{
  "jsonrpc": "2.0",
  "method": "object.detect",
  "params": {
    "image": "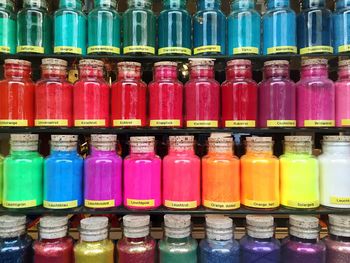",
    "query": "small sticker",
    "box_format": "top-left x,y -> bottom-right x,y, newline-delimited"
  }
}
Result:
300,46 -> 333,54
17,45 -> 44,54
0,120 -> 28,127
85,199 -> 115,208
233,47 -> 259,55
158,47 -> 191,55
330,196 -> 350,205
339,45 -> 350,53
244,199 -> 279,209
204,200 -> 240,210
75,119 -> 106,127
44,200 -> 78,209
124,45 -> 155,54
267,120 -> 296,127
304,120 -> 335,127
194,45 -> 221,55
3,200 -> 37,208
127,199 -> 155,207
187,120 -> 218,128
35,119 -> 68,127
113,119 -> 142,127
164,200 -> 198,209
267,46 -> 297,54
54,46 -> 82,55
0,46 -> 10,53
150,120 -> 181,127
286,200 -> 319,209
88,46 -> 120,54
341,119 -> 350,126
225,120 -> 256,128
